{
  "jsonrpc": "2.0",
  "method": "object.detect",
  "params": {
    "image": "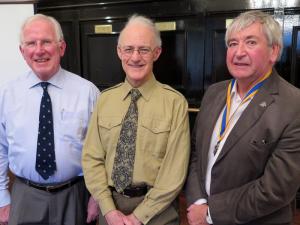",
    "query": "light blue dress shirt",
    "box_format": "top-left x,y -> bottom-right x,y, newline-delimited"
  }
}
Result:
0,67 -> 100,207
